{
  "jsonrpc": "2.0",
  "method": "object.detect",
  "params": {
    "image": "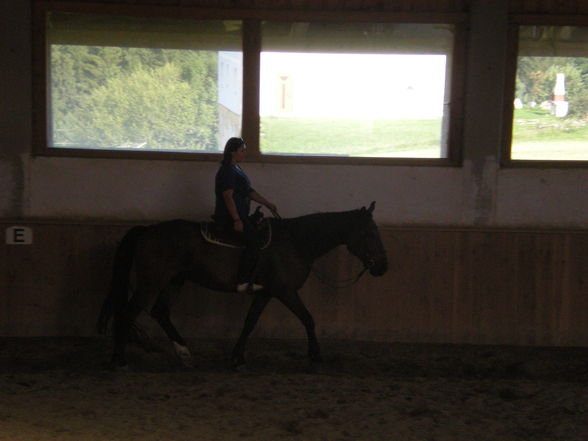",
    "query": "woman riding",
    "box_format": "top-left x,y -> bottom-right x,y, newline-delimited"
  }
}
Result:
215,137 -> 278,293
